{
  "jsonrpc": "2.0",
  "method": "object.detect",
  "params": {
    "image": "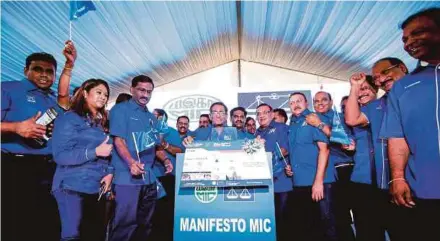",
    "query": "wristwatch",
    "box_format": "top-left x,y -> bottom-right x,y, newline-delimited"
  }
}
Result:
317,122 -> 326,130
